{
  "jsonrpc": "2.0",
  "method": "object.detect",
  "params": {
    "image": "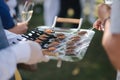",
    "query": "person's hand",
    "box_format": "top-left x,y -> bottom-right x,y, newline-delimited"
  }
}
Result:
26,41 -> 49,65
9,22 -> 28,34
93,19 -> 103,31
16,22 -> 28,34
11,41 -> 49,65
